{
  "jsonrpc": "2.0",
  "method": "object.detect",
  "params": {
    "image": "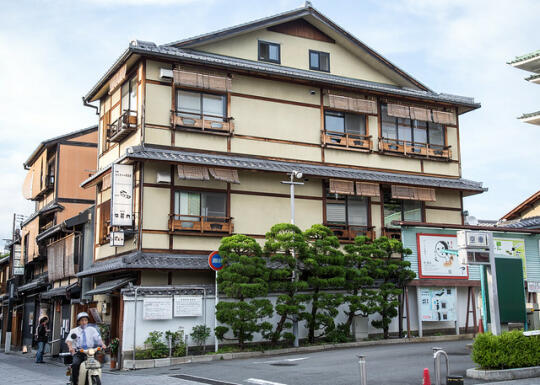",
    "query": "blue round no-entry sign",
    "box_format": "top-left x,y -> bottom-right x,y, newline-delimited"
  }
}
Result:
208,251 -> 223,271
